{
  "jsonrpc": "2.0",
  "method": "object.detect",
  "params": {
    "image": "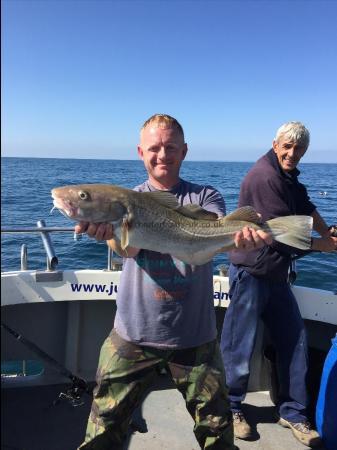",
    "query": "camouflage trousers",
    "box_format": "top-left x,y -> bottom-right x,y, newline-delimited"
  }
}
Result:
79,329 -> 234,450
